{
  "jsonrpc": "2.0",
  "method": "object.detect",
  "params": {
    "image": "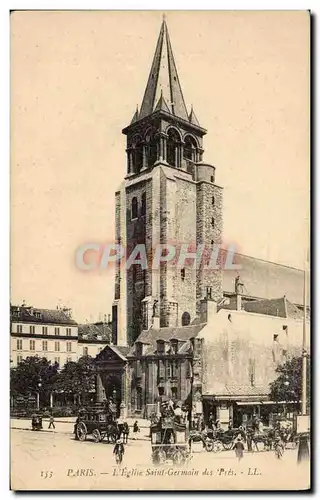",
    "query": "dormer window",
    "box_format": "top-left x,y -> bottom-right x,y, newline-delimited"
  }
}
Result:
136,342 -> 143,357
157,340 -> 165,354
170,339 -> 178,354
